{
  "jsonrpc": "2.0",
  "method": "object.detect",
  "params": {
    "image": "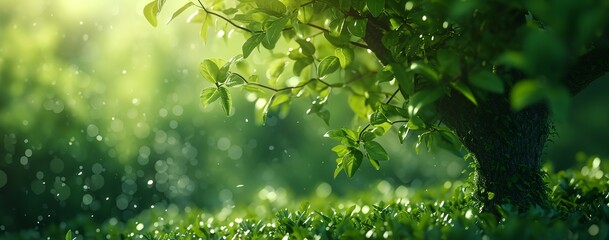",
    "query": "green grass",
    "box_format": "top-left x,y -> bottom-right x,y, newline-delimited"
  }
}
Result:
11,156 -> 609,239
